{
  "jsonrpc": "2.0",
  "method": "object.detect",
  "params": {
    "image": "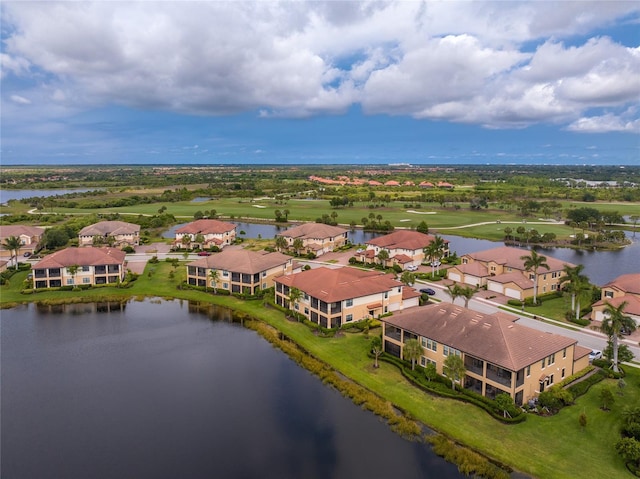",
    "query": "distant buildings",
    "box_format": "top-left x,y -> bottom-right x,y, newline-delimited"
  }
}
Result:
78,221 -> 140,247
32,247 -> 126,289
